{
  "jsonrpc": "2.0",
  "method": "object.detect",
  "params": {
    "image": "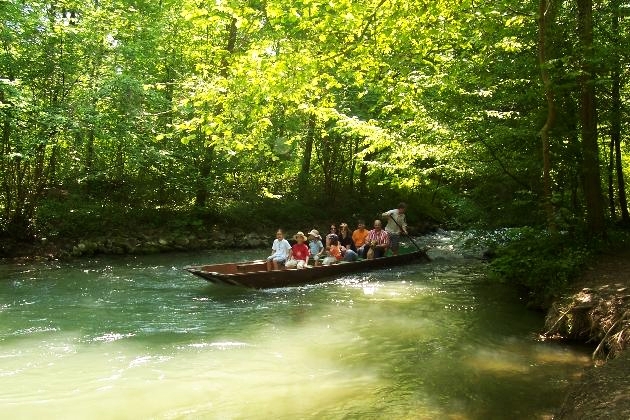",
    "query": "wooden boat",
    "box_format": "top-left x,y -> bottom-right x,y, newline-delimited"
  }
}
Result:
184,250 -> 430,289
